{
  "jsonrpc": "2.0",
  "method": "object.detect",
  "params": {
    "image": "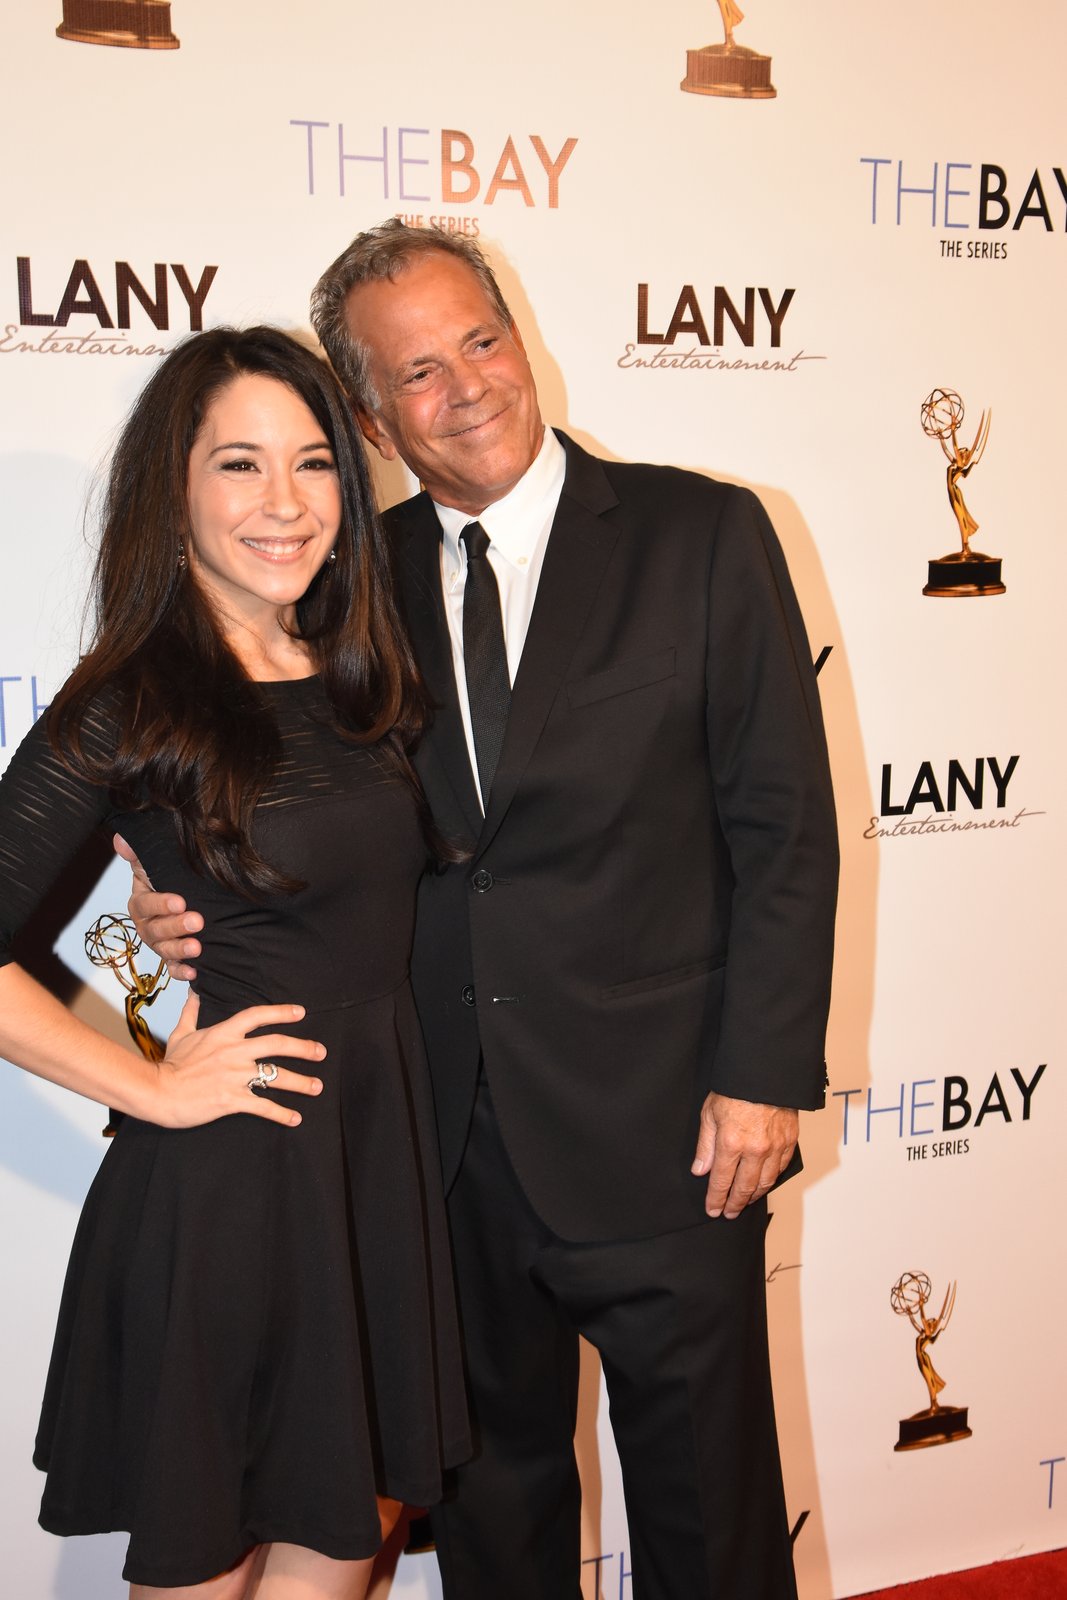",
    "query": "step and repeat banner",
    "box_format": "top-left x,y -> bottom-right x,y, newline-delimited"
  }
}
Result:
1,4 -> 1063,1596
